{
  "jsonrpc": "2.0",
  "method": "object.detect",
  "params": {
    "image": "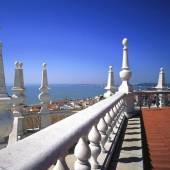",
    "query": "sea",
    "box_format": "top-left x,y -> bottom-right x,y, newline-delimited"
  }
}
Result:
6,83 -> 157,105
7,84 -> 105,105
